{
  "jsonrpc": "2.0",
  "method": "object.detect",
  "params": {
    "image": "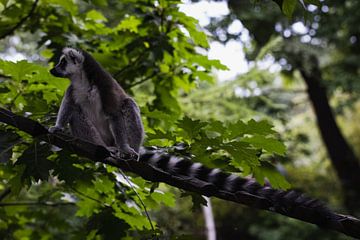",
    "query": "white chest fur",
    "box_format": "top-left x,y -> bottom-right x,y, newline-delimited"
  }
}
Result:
72,82 -> 112,144
73,86 -> 102,119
